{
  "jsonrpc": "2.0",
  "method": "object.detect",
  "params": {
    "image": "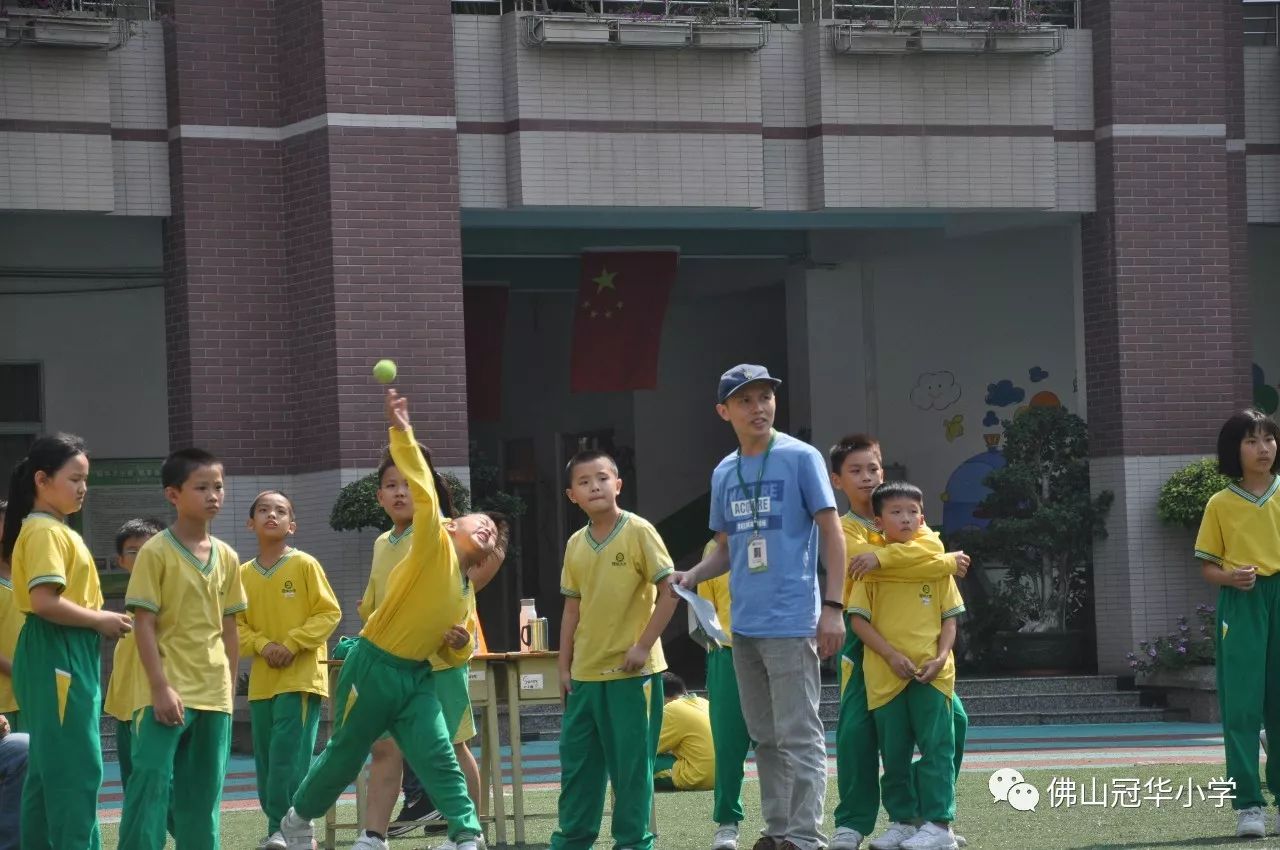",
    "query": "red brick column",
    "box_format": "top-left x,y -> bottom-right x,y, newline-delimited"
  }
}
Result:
1082,0 -> 1251,671
164,0 -> 467,473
